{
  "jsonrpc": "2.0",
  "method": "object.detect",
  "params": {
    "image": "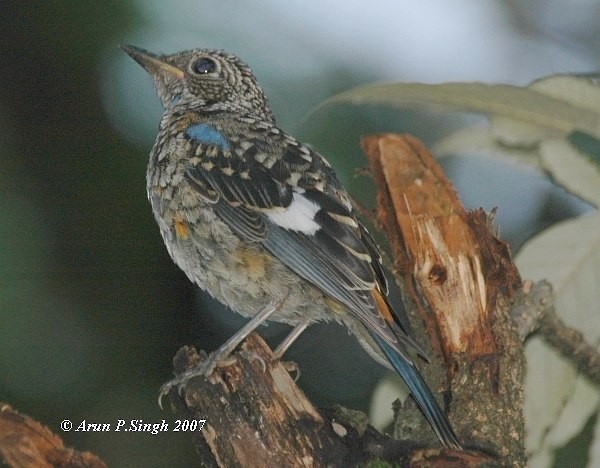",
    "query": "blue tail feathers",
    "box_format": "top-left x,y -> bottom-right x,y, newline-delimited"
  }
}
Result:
371,332 -> 462,450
